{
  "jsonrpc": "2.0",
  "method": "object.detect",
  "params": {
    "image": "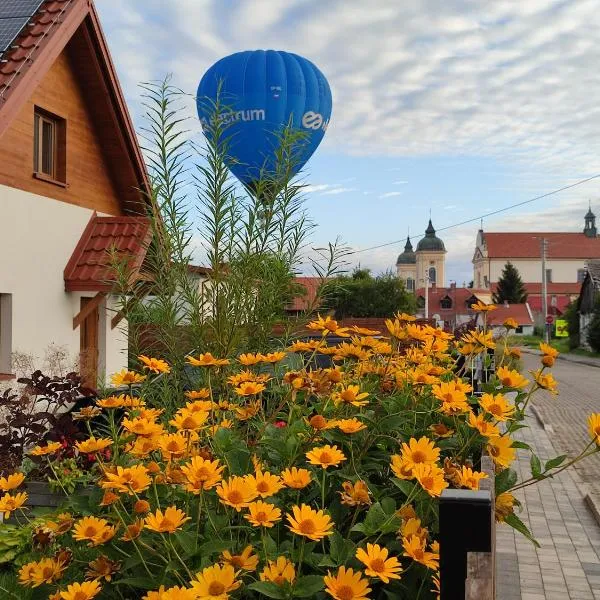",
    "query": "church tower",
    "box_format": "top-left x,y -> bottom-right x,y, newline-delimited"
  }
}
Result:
584,206 -> 597,238
416,220 -> 446,287
396,236 -> 417,291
